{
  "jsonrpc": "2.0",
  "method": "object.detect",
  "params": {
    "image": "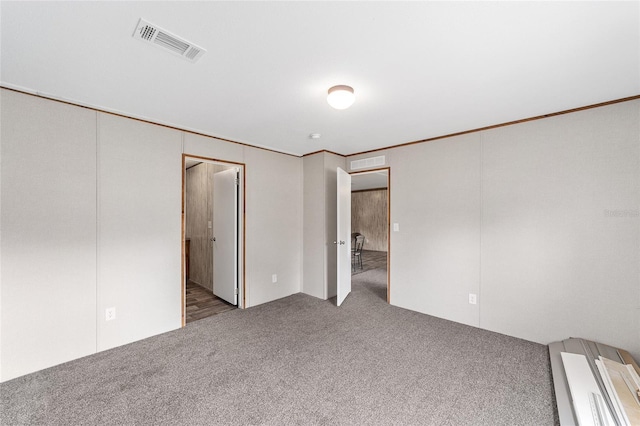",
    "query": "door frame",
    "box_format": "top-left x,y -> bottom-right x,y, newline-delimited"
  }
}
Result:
349,167 -> 391,303
181,154 -> 246,326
